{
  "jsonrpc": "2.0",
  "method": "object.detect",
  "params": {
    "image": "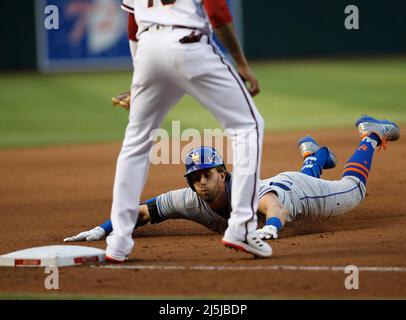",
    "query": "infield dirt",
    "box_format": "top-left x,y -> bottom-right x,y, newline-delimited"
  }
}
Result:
0,129 -> 405,298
